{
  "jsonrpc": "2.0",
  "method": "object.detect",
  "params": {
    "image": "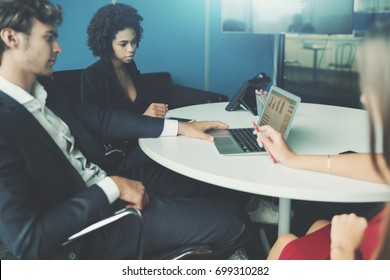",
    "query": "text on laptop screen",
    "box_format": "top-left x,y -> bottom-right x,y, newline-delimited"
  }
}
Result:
259,89 -> 297,136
